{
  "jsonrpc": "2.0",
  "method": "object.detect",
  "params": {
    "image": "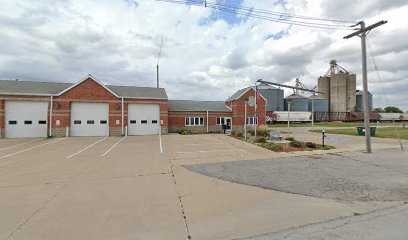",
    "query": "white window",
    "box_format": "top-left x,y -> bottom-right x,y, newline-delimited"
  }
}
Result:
185,117 -> 204,126
246,117 -> 258,125
216,117 -> 228,125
